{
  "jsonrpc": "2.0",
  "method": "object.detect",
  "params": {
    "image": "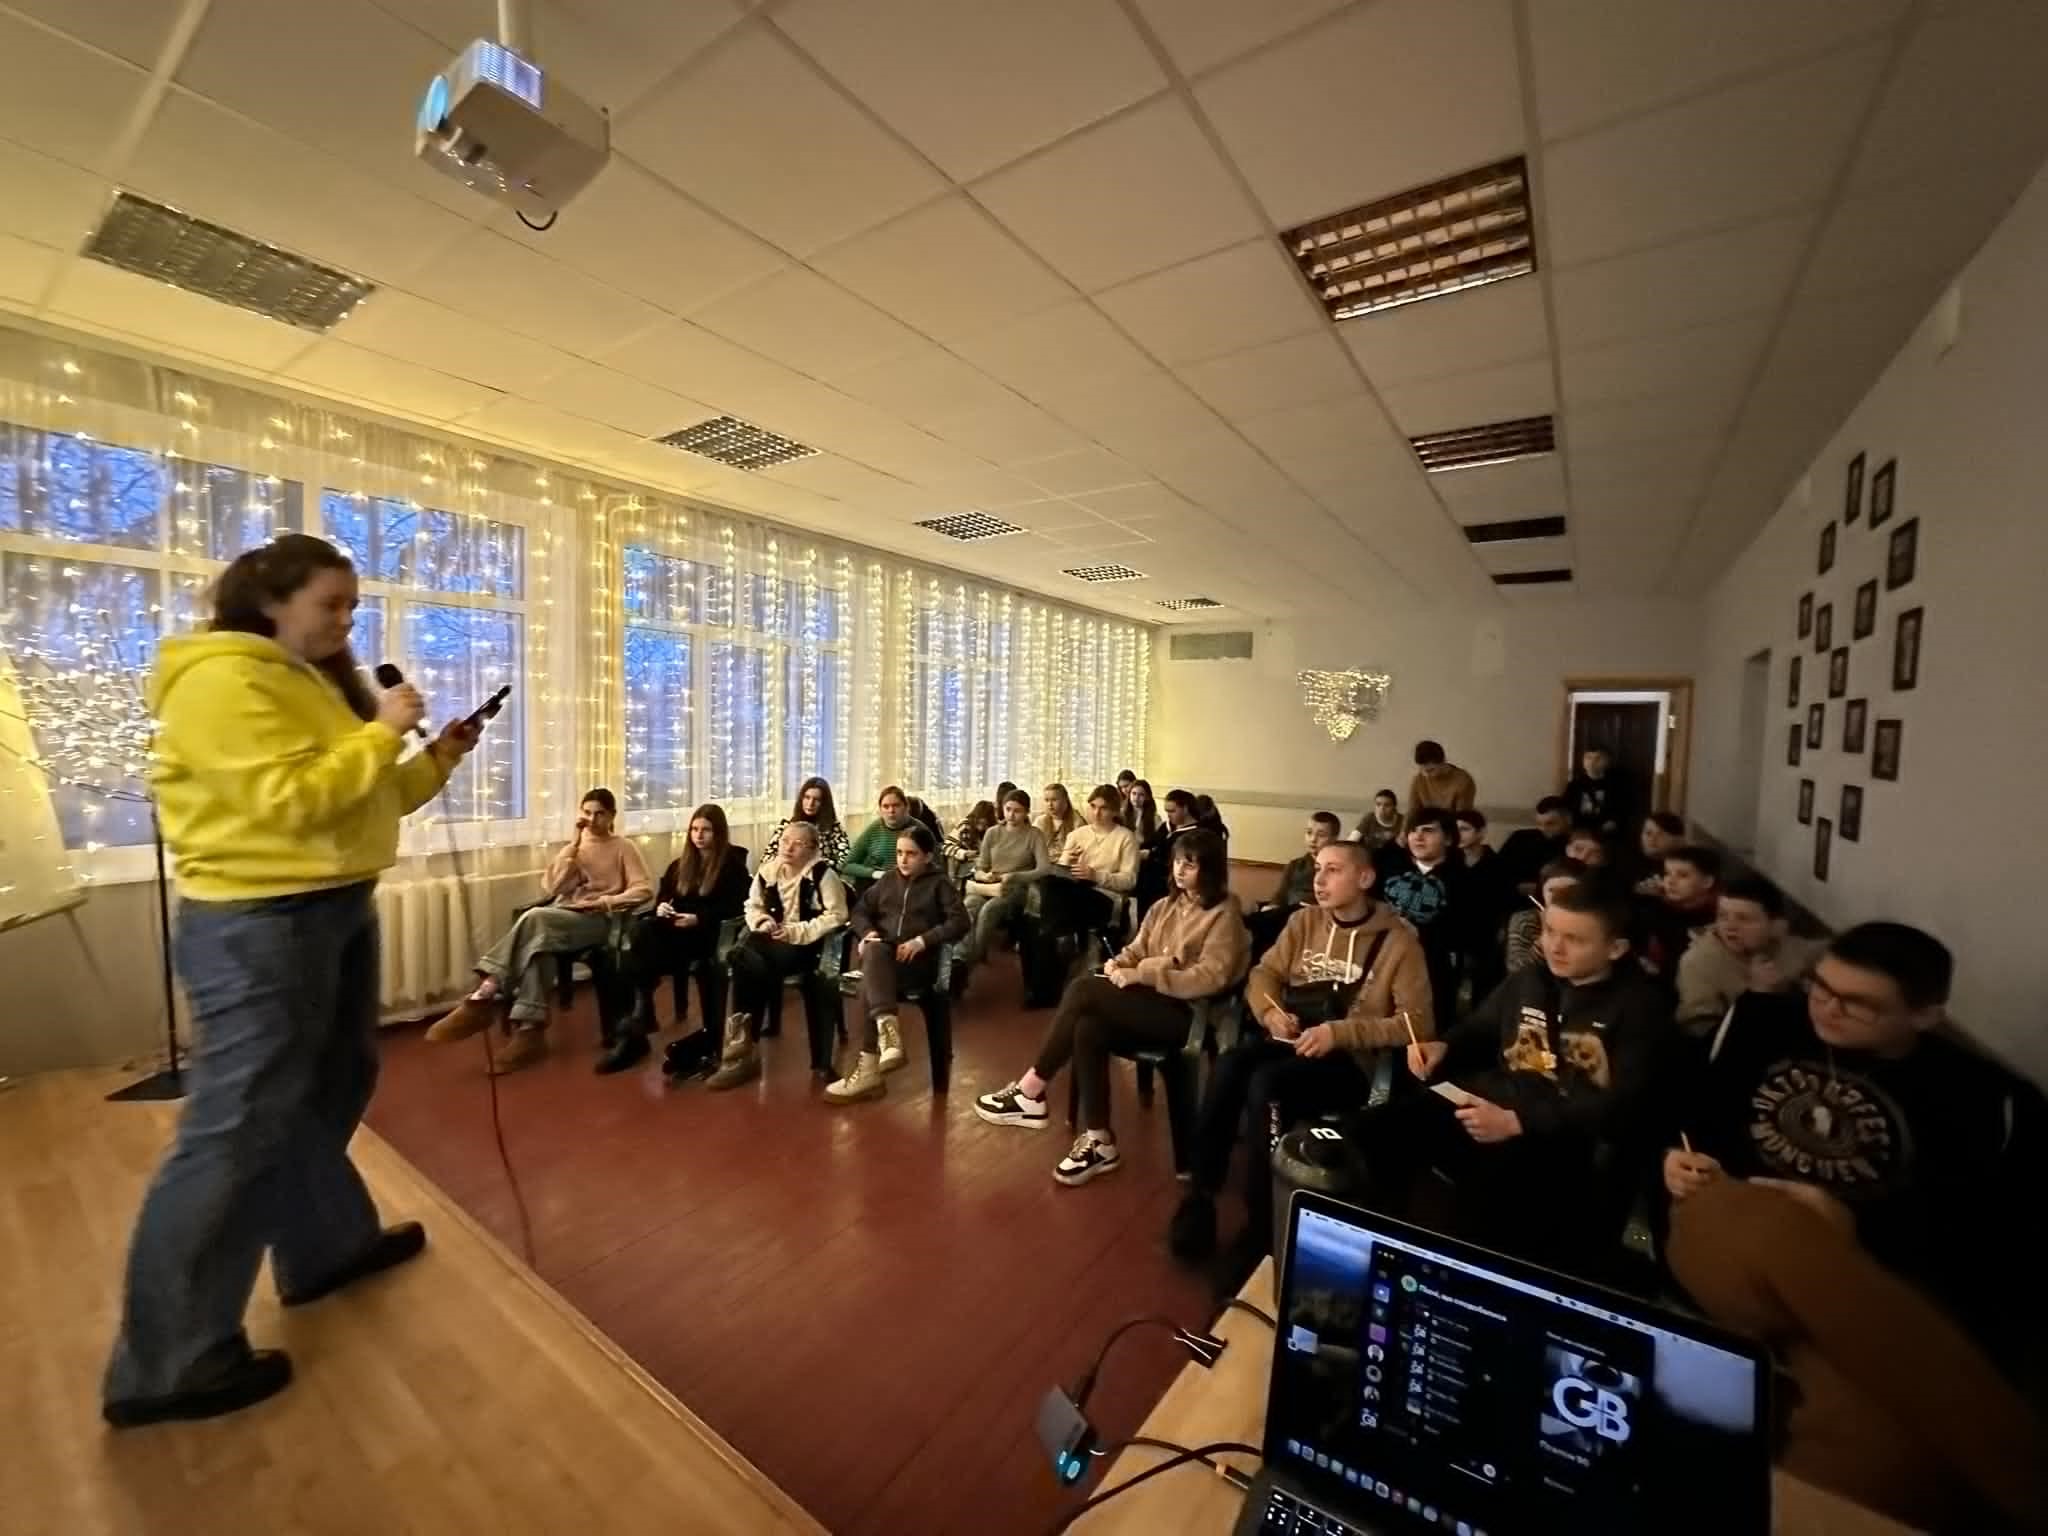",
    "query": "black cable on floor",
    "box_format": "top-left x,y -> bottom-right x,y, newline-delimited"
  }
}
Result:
1047,1439 -> 1261,1534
